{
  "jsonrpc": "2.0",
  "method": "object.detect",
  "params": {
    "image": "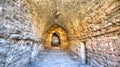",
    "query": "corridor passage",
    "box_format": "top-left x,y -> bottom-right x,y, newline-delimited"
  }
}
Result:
0,0 -> 119,67
29,49 -> 80,67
